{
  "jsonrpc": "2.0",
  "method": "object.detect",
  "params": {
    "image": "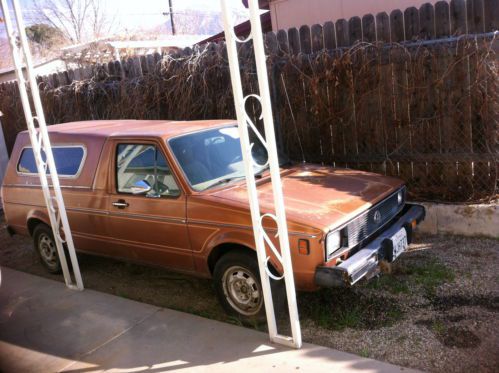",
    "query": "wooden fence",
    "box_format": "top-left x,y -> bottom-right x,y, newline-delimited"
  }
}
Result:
0,0 -> 497,202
